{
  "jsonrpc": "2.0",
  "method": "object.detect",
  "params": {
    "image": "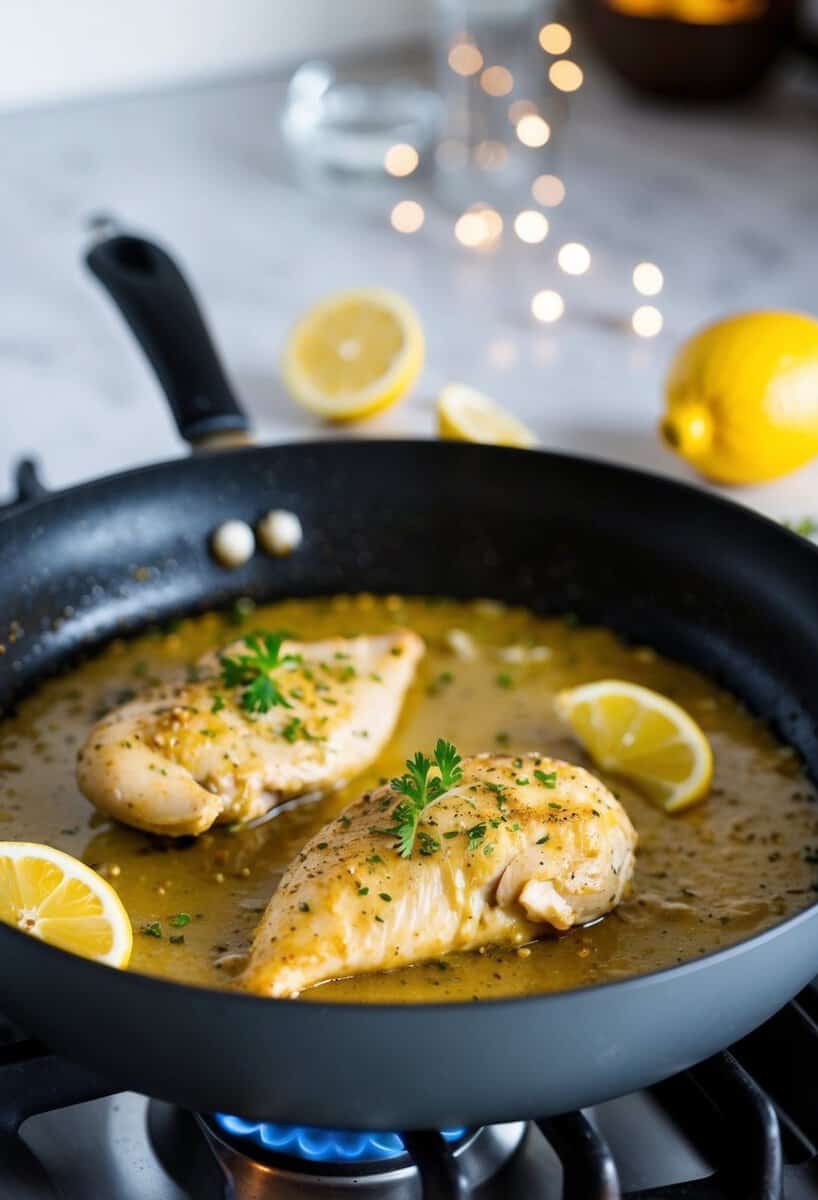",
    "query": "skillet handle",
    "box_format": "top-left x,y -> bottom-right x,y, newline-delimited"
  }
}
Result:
85,232 -> 251,448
